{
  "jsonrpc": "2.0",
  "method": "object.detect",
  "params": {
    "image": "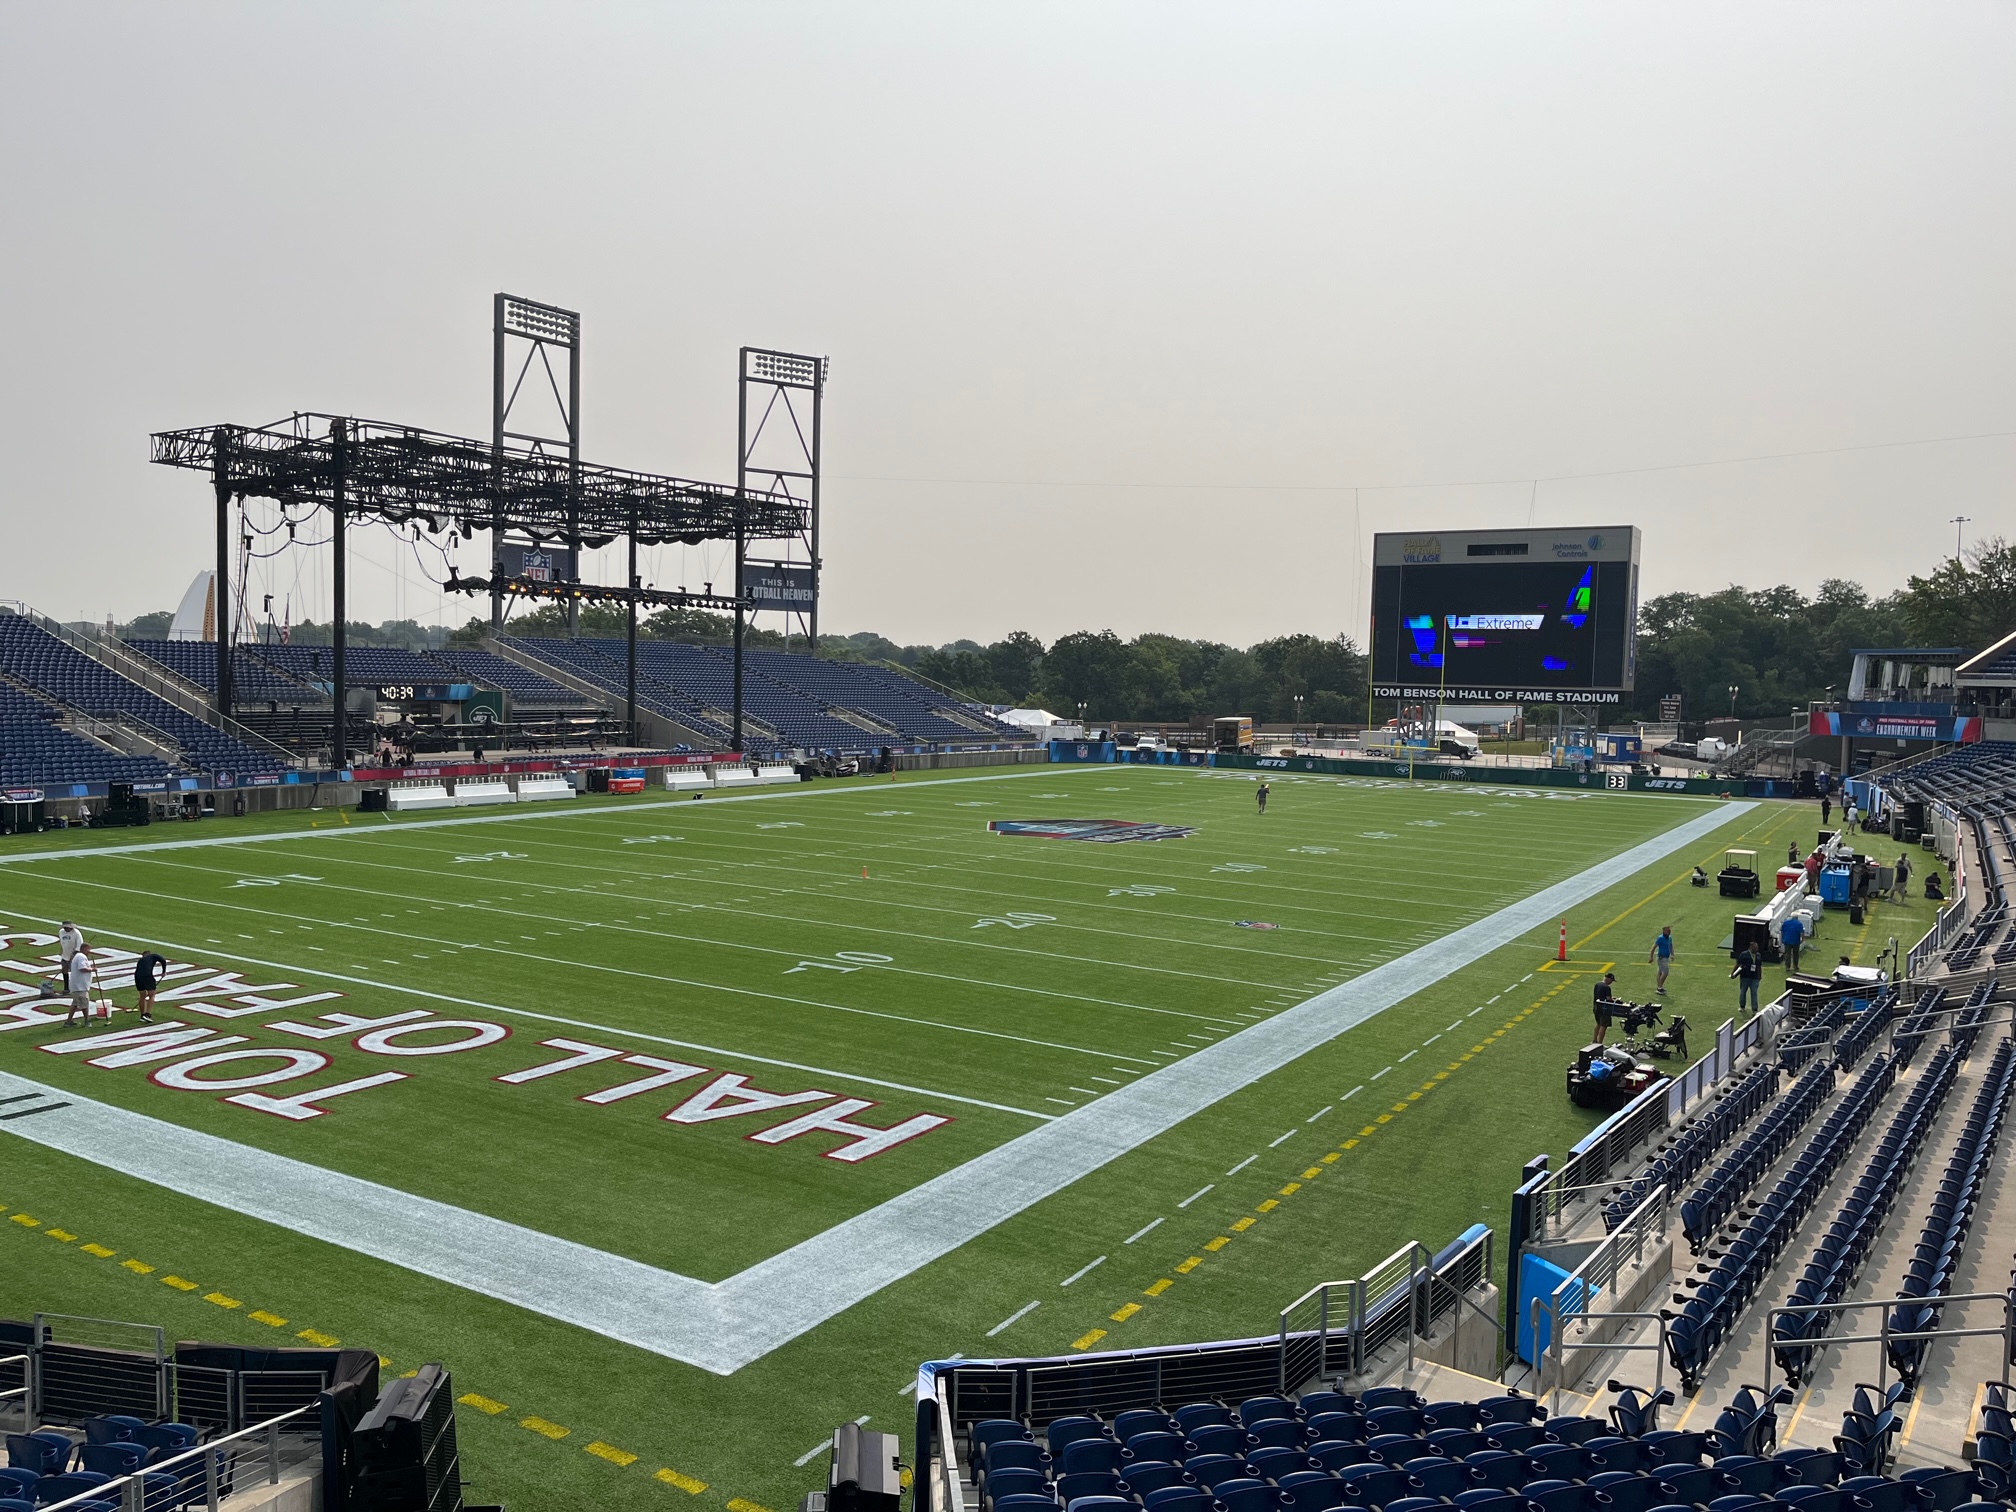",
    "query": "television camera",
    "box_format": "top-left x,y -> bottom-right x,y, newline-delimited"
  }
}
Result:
1612,1000 -> 1690,1061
